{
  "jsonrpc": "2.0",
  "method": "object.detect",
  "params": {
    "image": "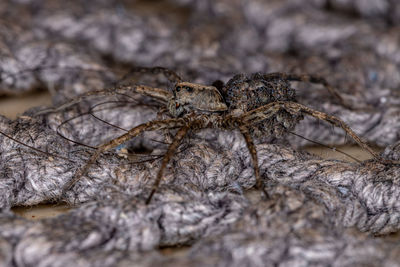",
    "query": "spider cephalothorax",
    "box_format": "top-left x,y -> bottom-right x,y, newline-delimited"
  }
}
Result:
168,82 -> 227,117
